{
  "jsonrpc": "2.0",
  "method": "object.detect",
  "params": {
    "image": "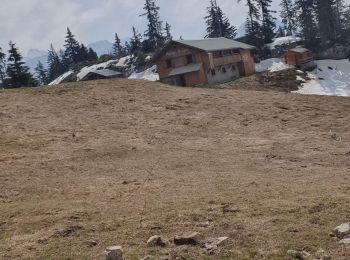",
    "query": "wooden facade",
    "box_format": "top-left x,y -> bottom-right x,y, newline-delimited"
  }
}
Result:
283,48 -> 316,71
154,38 -> 256,87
